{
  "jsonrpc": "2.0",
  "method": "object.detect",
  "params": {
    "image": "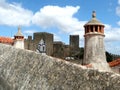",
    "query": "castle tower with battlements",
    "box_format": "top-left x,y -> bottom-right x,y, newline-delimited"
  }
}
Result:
33,32 -> 53,56
69,35 -> 79,56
